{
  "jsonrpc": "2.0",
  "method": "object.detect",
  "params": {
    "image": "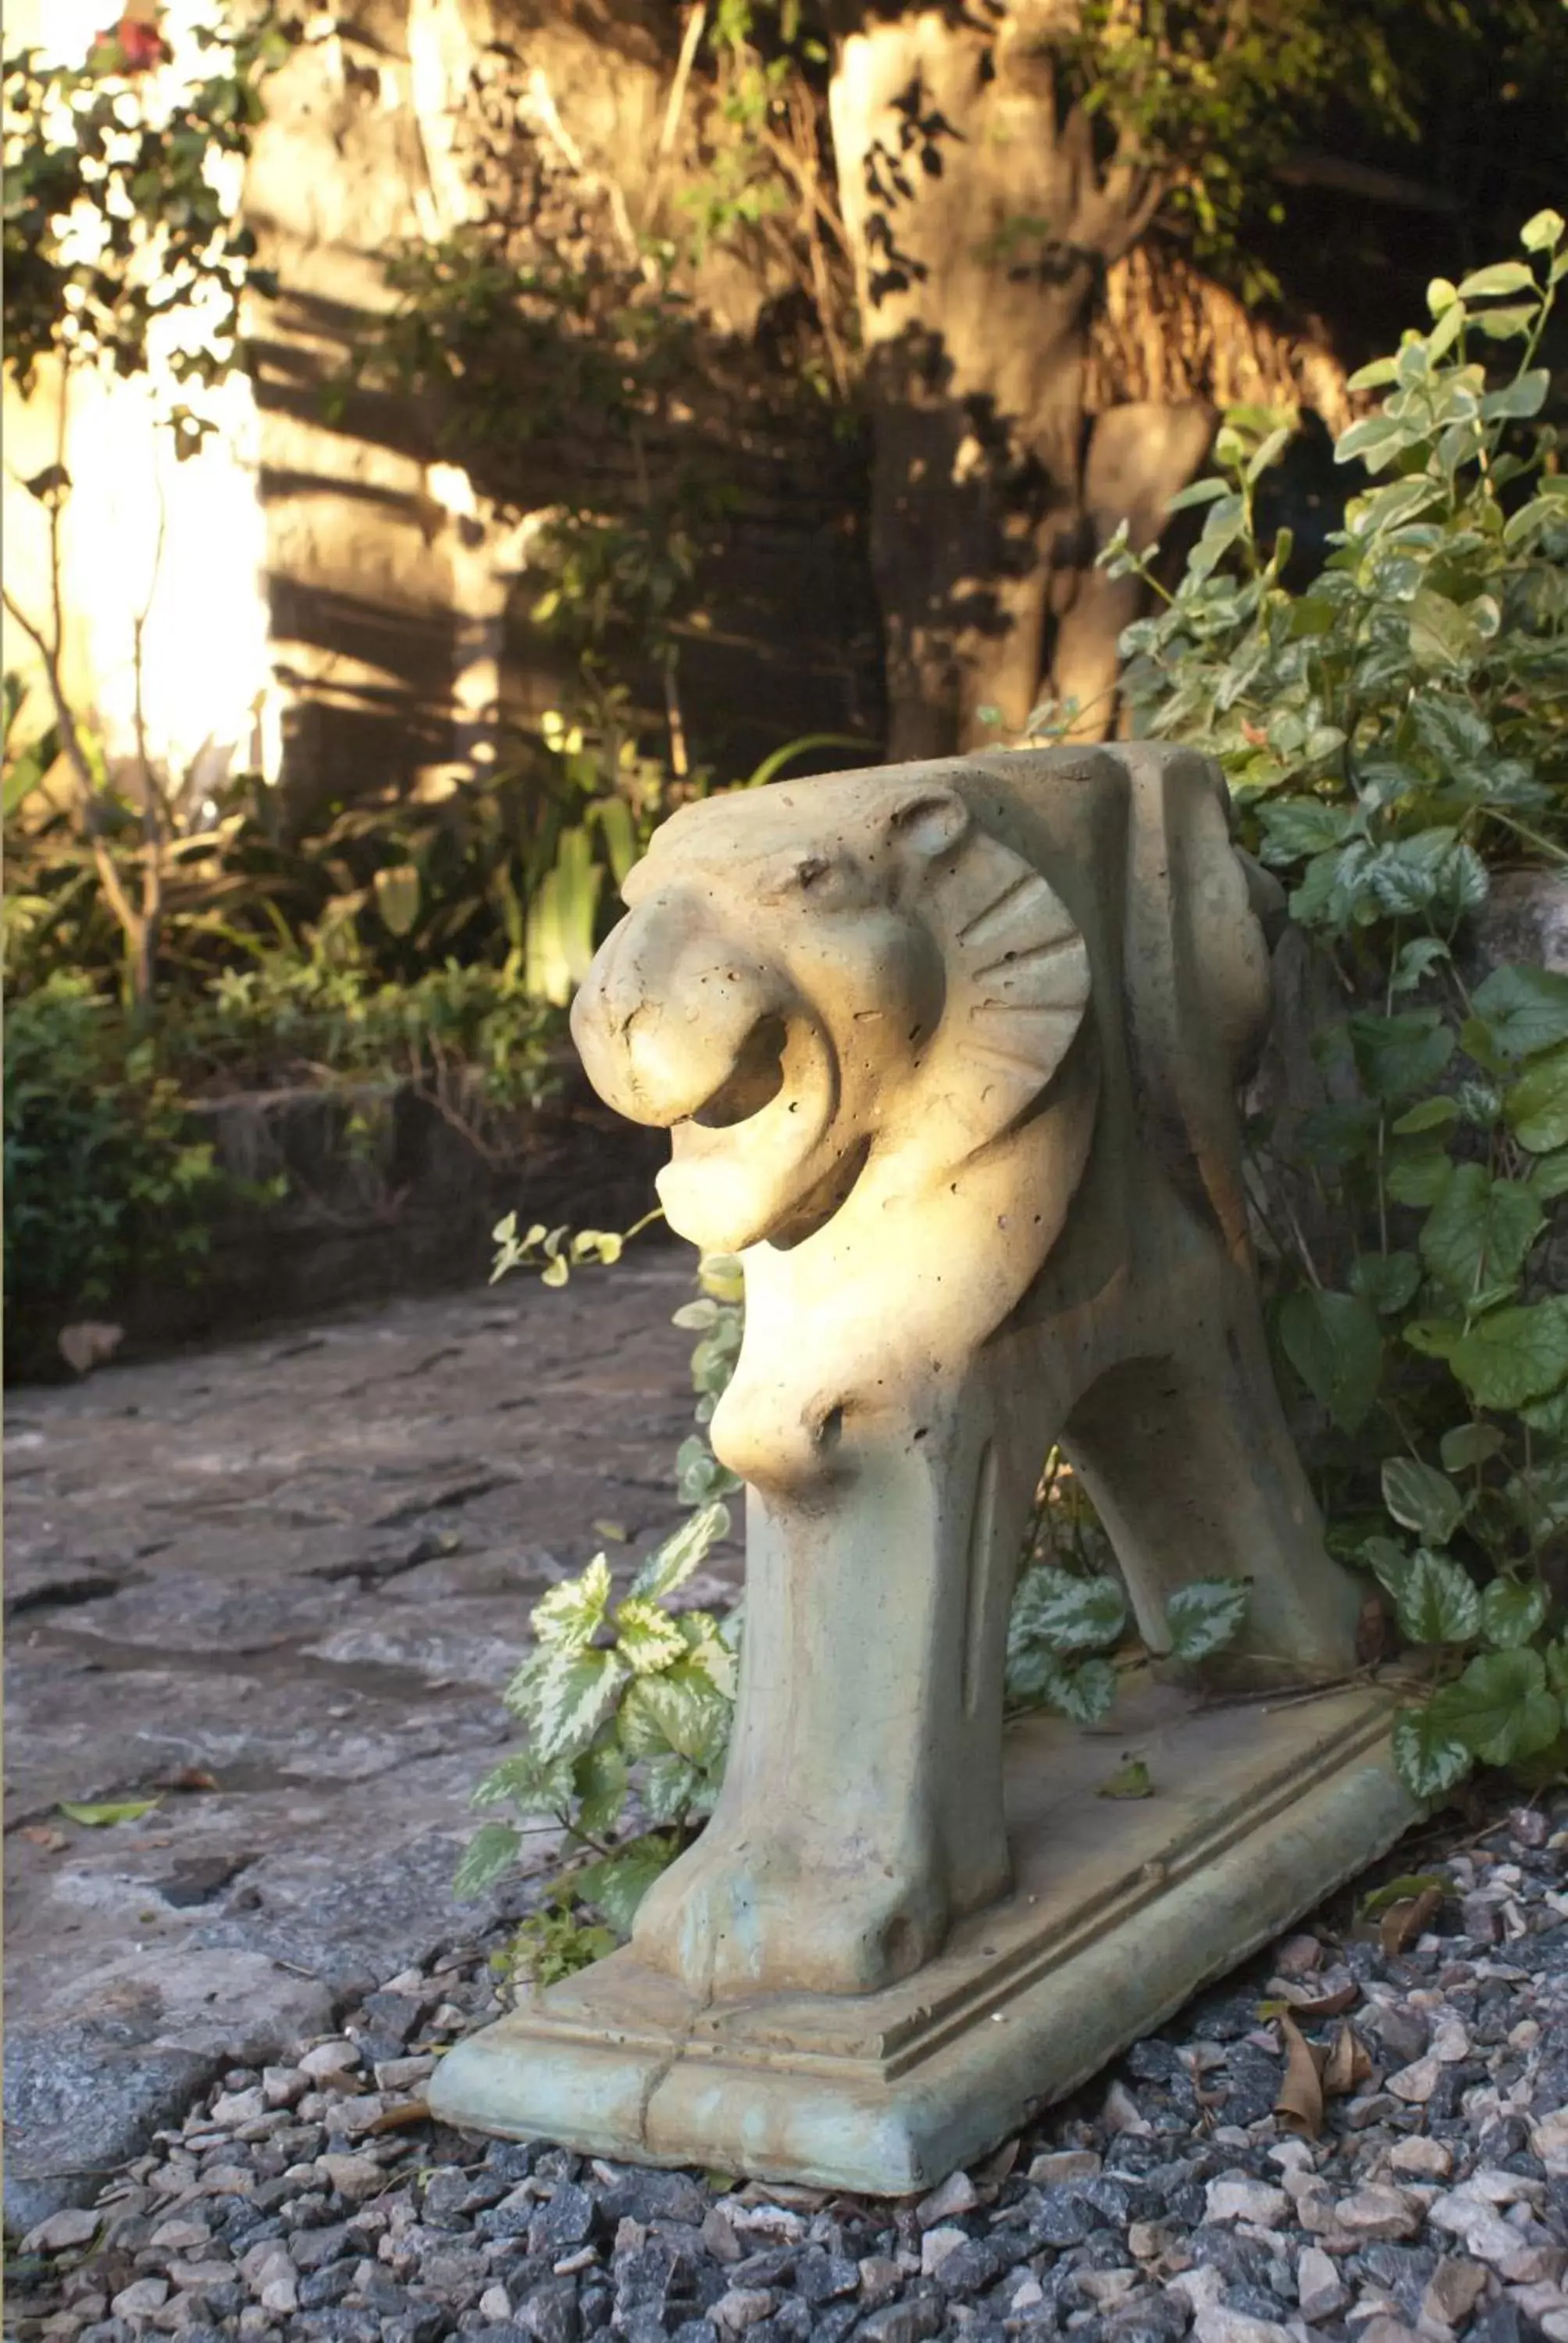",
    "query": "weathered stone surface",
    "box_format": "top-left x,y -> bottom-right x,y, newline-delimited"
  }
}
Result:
4,1265 -> 728,2231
